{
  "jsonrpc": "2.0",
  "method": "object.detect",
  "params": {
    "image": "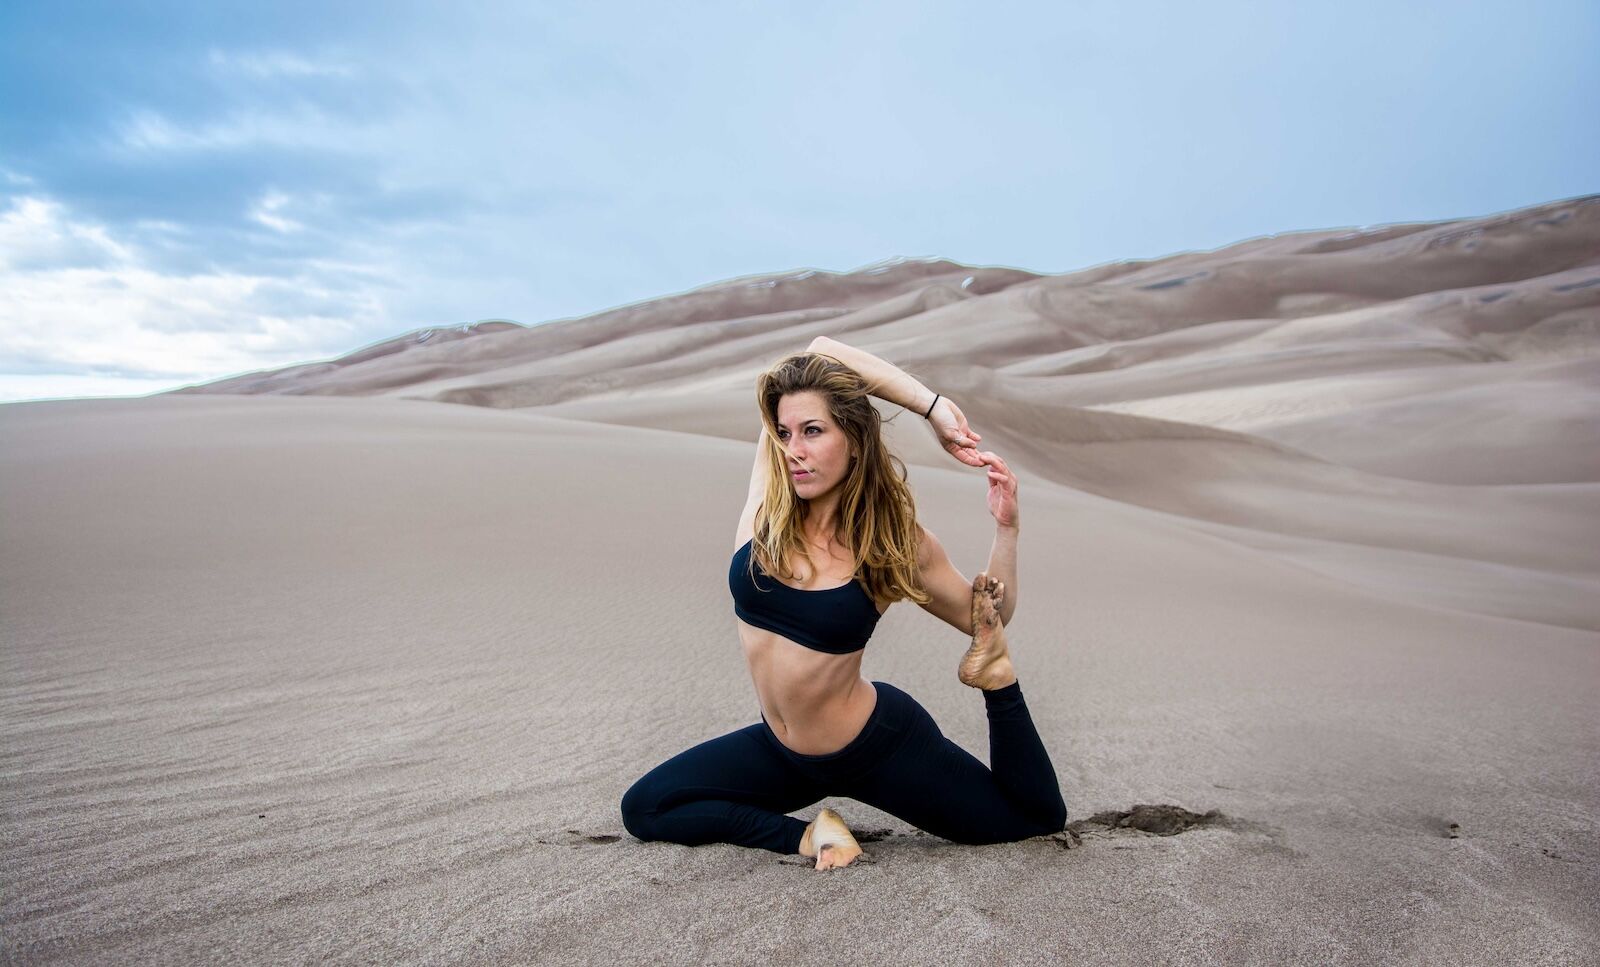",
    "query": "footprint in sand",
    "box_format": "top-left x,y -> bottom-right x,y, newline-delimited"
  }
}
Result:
534,829 -> 622,846
1051,803 -> 1229,850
